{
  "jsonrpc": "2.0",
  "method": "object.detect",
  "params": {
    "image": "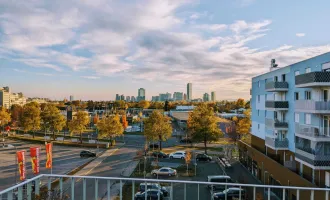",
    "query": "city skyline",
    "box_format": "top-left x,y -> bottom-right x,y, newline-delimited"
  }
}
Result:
1,1 -> 330,100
